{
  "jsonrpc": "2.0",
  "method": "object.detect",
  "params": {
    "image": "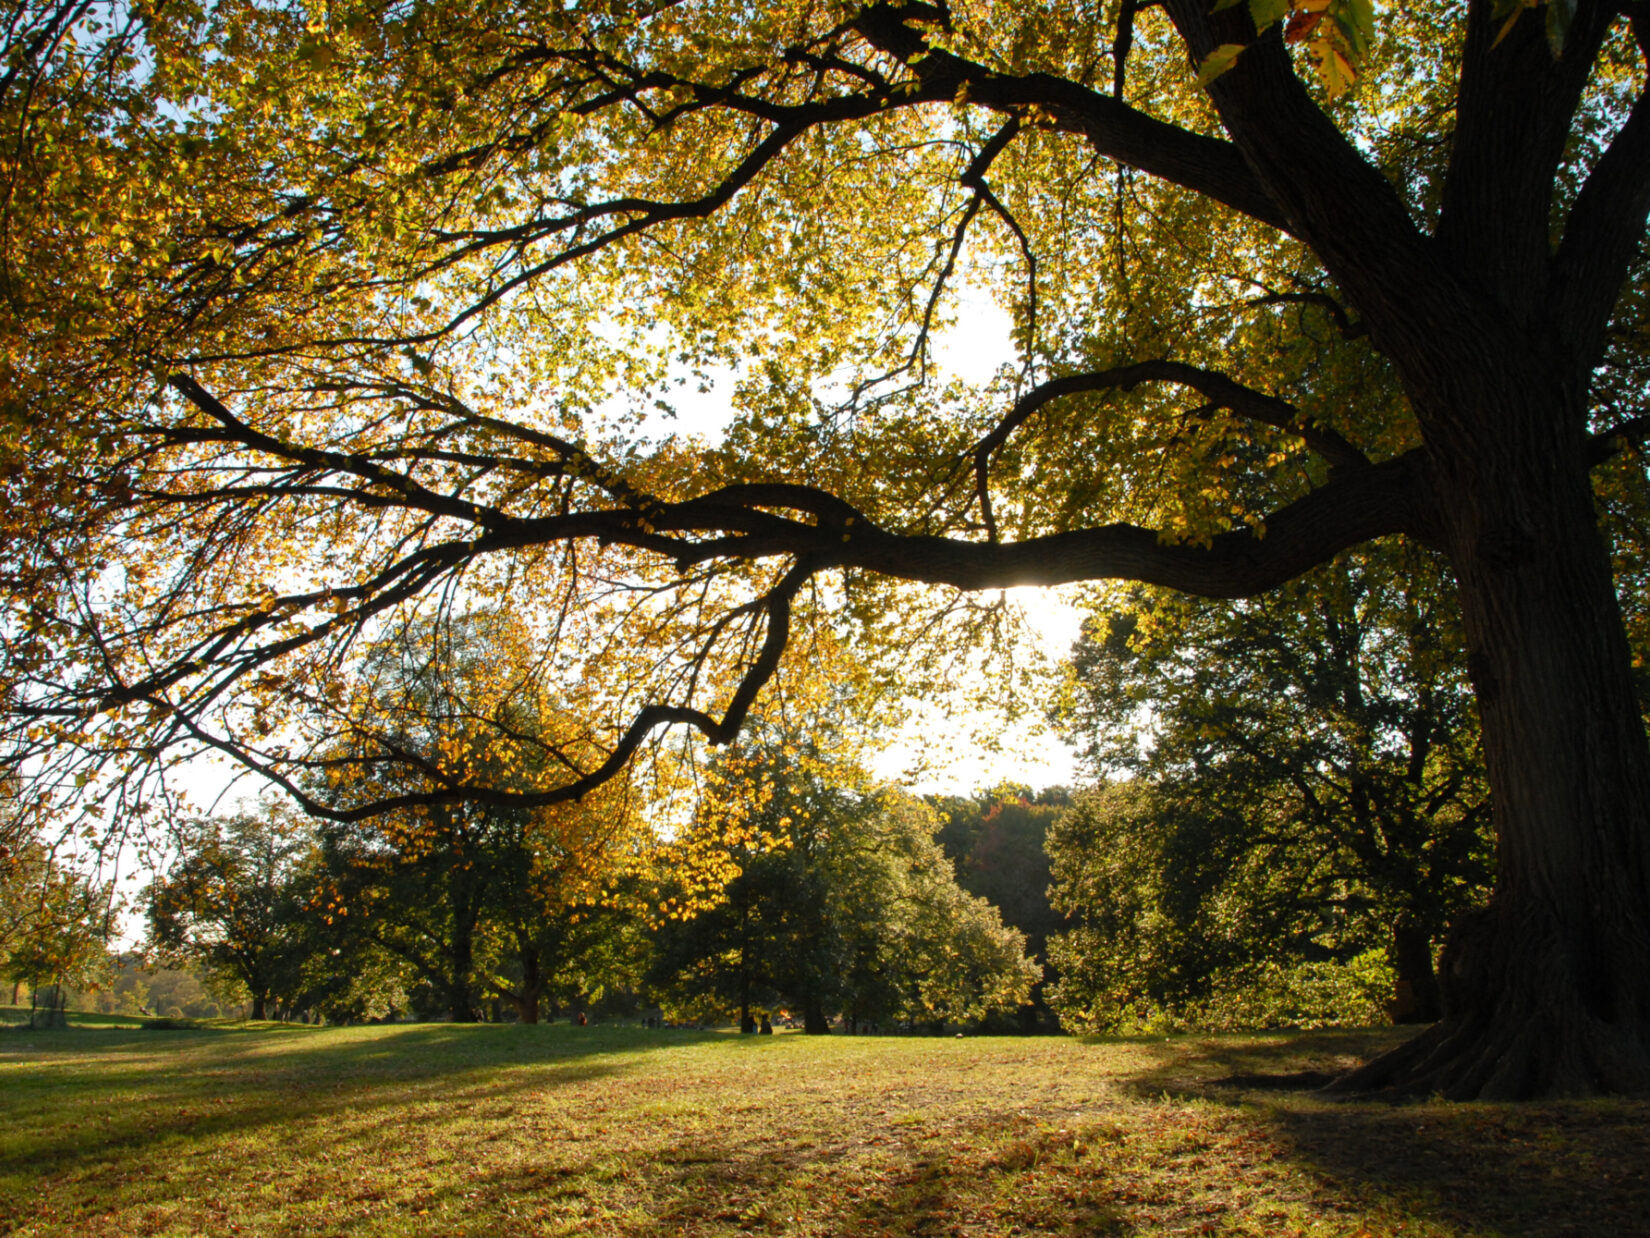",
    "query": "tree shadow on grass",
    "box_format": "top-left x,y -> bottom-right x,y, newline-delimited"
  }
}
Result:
0,1023 -> 723,1194
1240,1093 -> 1650,1238
454,1112 -> 1132,1237
22,1025 -> 1646,1237
1114,1027 -> 1650,1238
1105,1025 -> 1412,1099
